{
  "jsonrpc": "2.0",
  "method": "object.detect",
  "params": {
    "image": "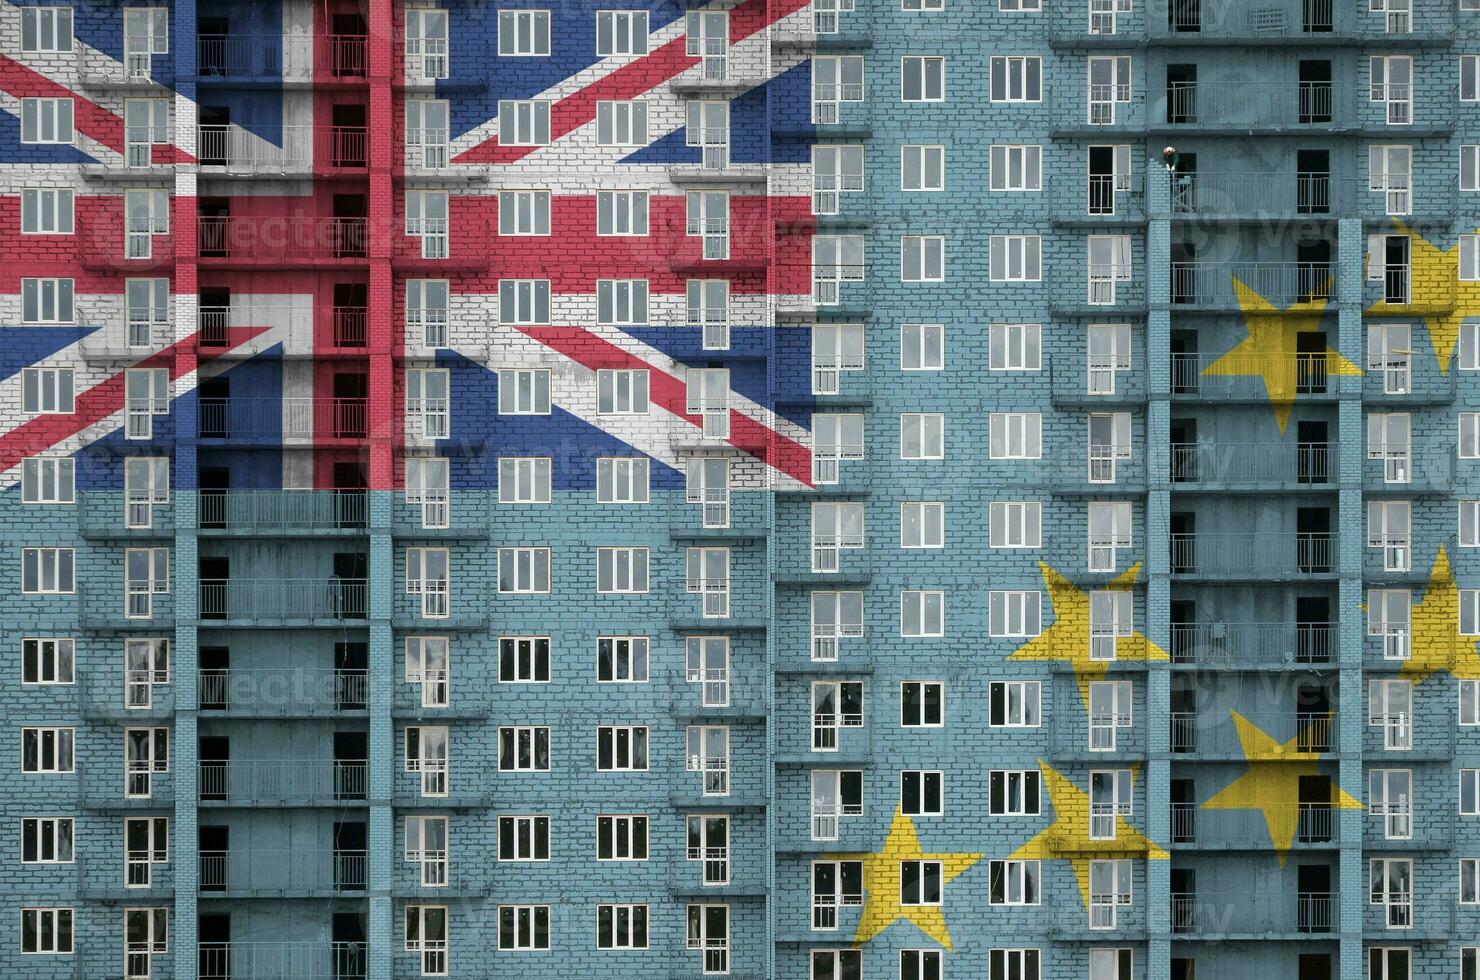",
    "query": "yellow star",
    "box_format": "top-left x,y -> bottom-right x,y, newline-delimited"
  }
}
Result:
836,808 -> 981,950
1008,562 -> 1168,707
1009,762 -> 1167,907
1204,278 -> 1361,433
1201,711 -> 1361,866
1365,222 -> 1480,374
1398,546 -> 1480,684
